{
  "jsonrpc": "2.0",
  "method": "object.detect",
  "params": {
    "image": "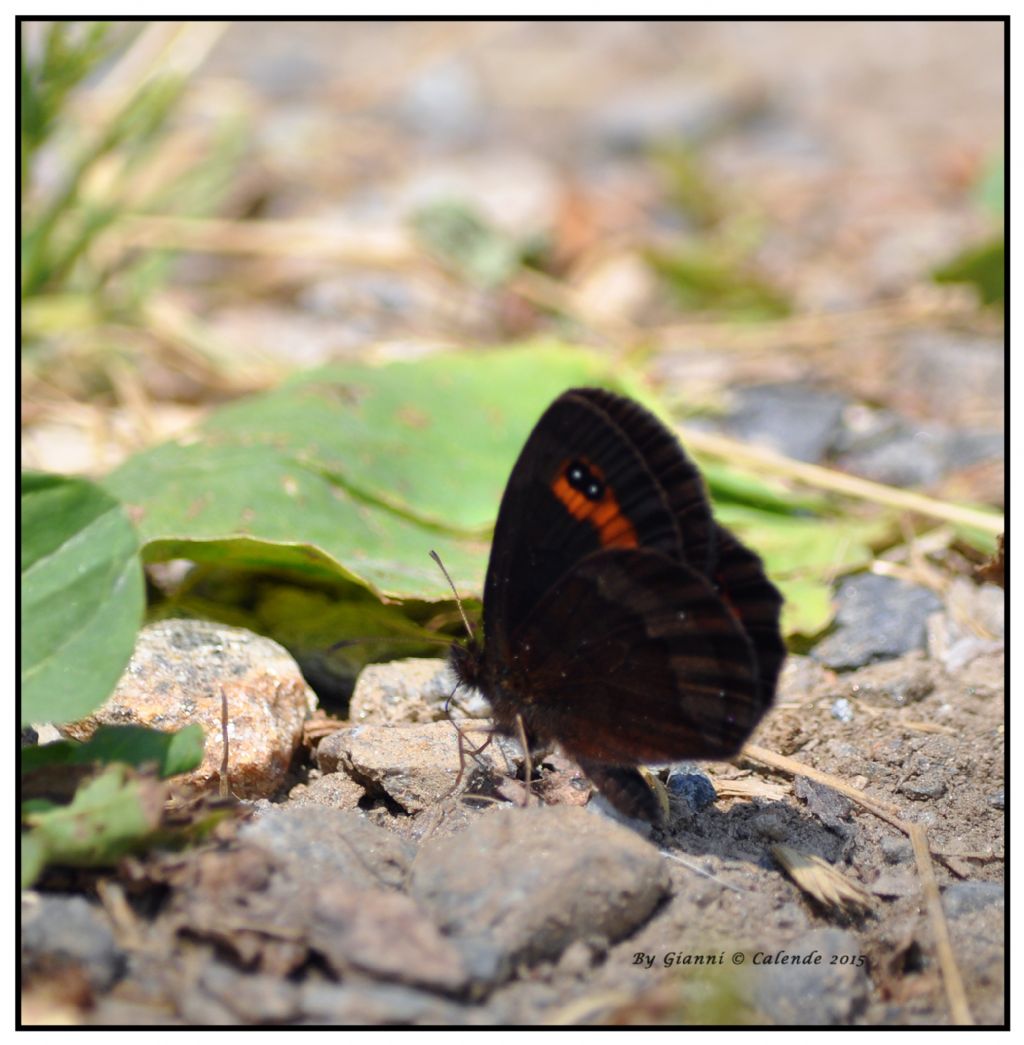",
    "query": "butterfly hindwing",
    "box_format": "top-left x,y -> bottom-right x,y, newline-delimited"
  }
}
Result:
493,548 -> 760,766
712,524 -> 787,710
